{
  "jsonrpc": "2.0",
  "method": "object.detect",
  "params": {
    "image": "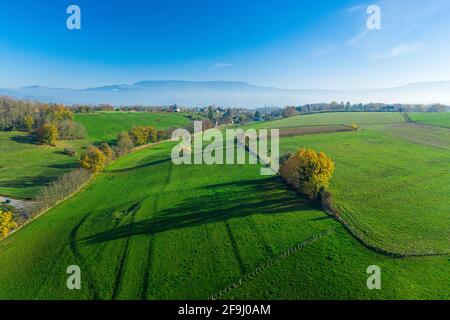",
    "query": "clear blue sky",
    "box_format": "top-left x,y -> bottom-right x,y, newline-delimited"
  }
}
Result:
1,0 -> 450,89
